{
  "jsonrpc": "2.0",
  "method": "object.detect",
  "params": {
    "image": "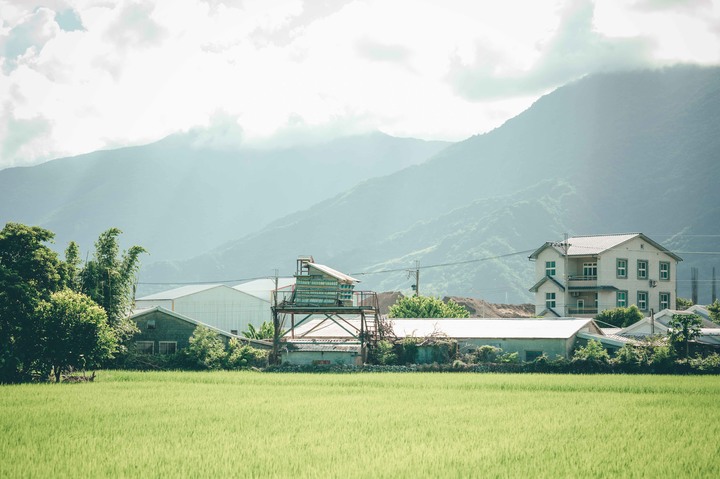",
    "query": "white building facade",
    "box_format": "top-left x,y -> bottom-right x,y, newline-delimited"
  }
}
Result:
529,233 -> 682,317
